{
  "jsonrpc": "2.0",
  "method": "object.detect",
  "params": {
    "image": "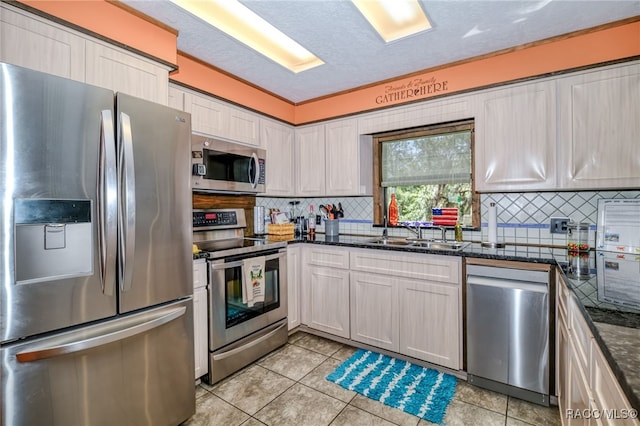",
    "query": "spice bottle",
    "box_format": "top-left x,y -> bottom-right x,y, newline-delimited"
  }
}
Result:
388,194 -> 399,226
